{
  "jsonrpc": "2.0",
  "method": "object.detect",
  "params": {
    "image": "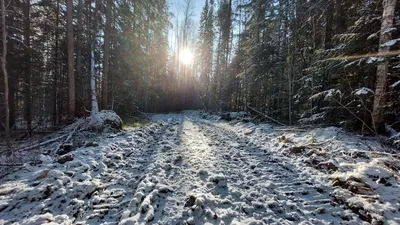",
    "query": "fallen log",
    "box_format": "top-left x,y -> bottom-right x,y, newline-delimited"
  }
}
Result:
18,133 -> 70,152
54,122 -> 83,155
64,122 -> 81,144
19,122 -> 83,152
